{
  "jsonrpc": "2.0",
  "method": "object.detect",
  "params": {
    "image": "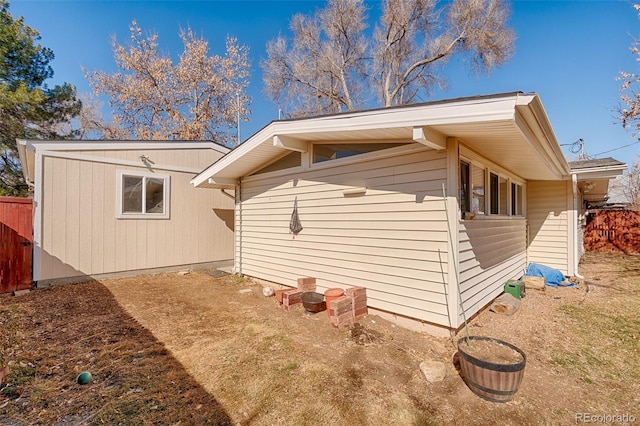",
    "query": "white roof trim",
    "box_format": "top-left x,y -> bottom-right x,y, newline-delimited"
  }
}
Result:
17,139 -> 229,183
18,139 -> 229,154
571,164 -> 627,180
191,92 -> 572,188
